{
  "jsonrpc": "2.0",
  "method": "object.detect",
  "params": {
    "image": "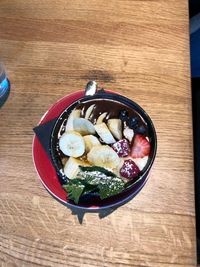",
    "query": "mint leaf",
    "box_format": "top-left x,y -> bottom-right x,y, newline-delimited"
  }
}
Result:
62,167 -> 125,203
76,171 -> 103,185
62,179 -> 85,204
79,166 -> 116,177
82,184 -> 98,195
98,176 -> 125,199
77,169 -> 125,199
